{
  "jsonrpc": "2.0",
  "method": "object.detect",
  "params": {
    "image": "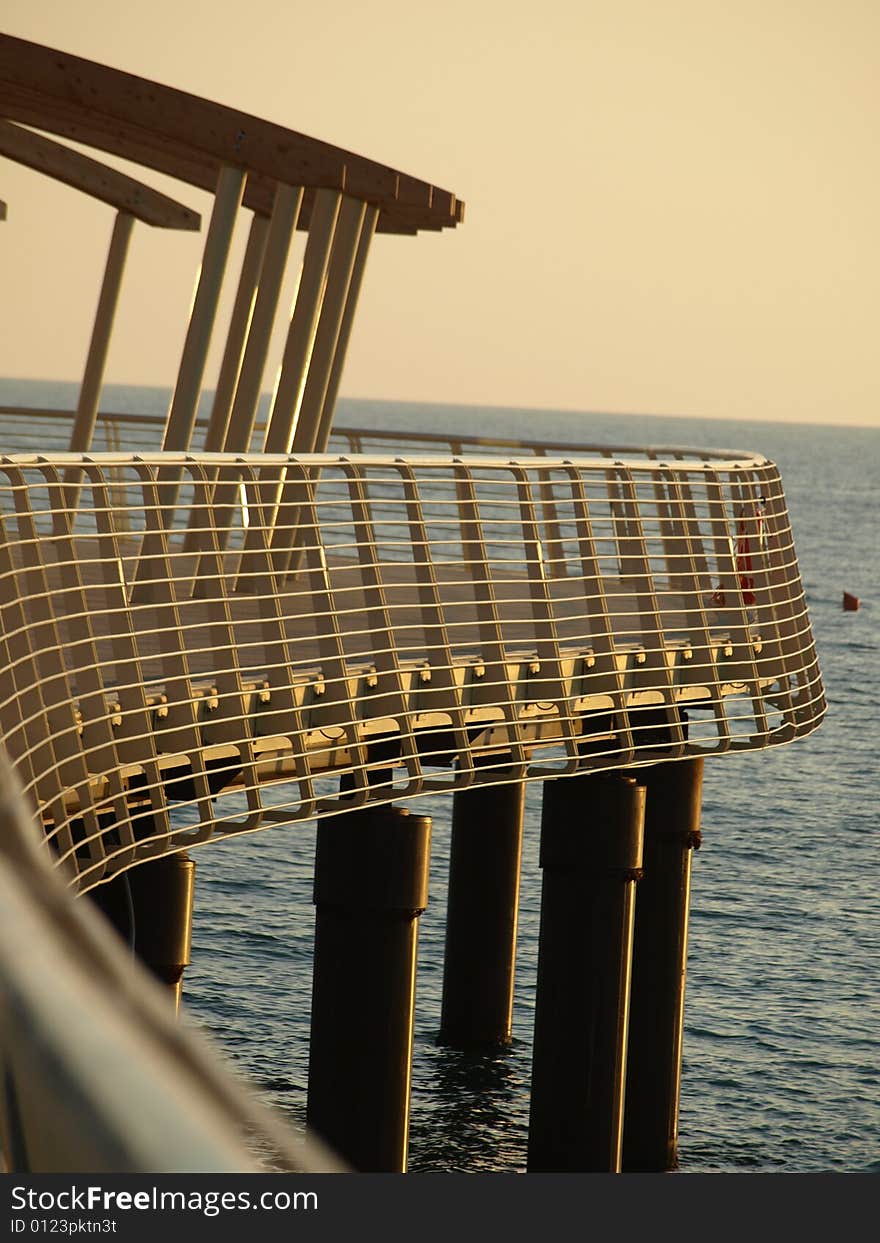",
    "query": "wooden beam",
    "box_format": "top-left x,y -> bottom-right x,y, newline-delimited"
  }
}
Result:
0,82 -> 227,193
0,35 -> 463,233
0,120 -> 199,229
0,86 -> 449,237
